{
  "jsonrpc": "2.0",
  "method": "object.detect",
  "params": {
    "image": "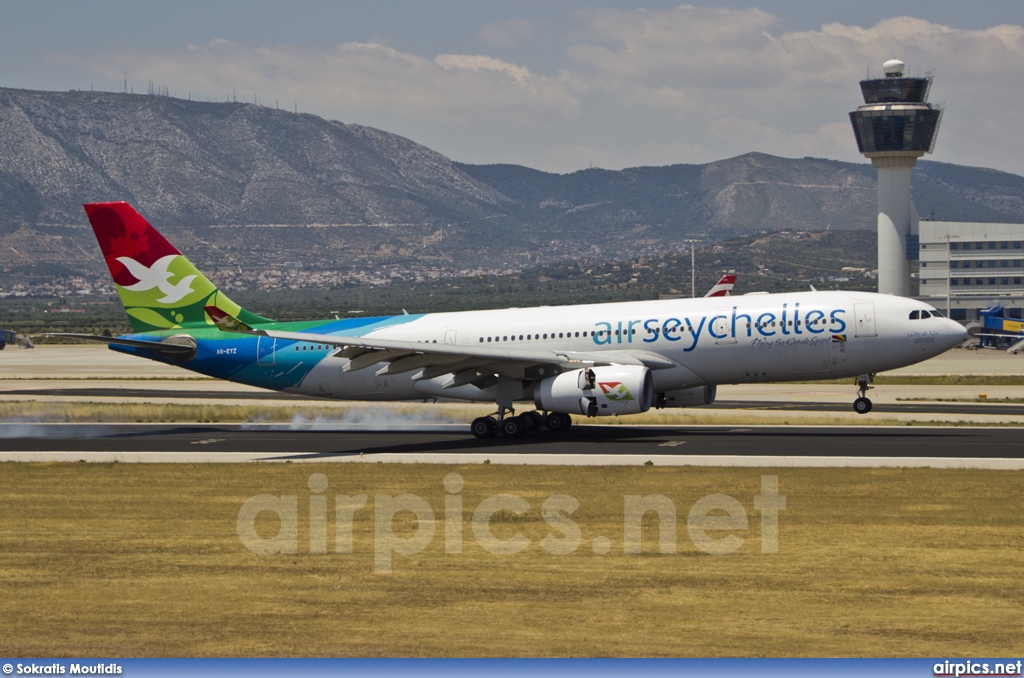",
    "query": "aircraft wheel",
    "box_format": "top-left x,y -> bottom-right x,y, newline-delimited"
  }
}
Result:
501,416 -> 527,439
545,412 -> 572,432
853,397 -> 873,414
521,411 -> 543,432
471,416 -> 497,439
